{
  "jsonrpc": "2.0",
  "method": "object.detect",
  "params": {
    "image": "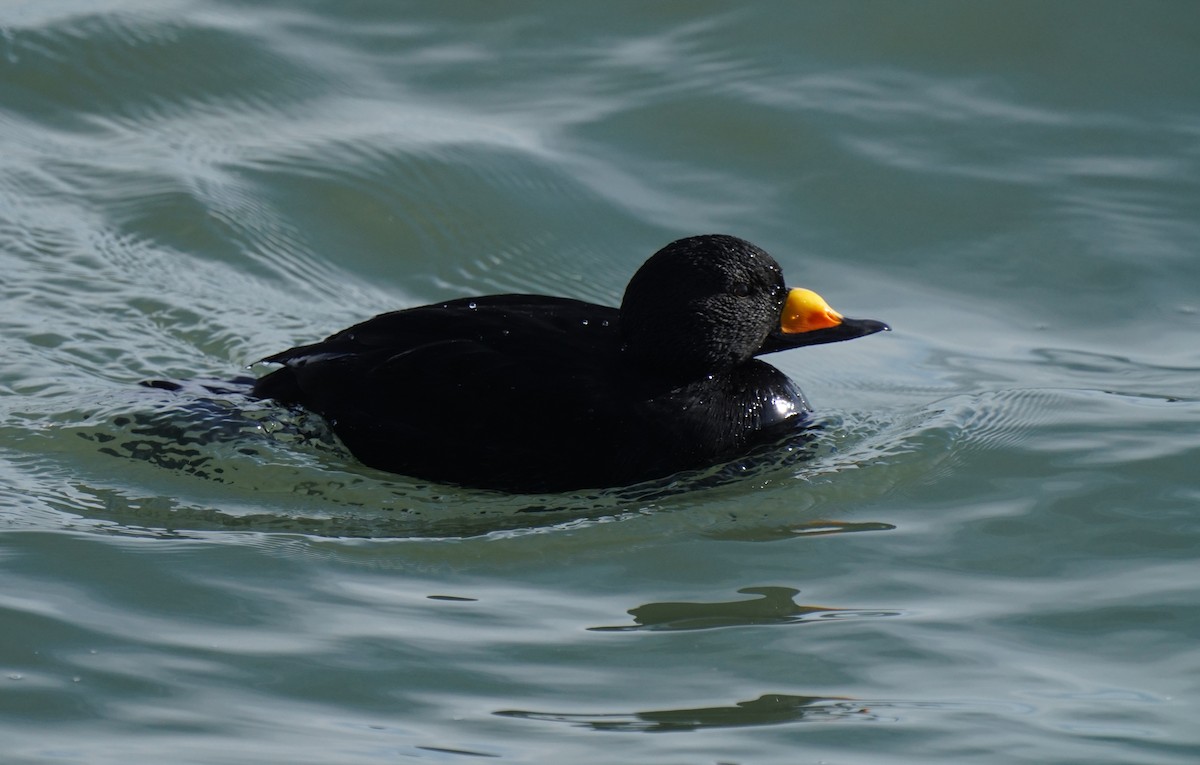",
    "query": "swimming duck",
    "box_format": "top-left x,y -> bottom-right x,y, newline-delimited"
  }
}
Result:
252,234 -> 888,492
